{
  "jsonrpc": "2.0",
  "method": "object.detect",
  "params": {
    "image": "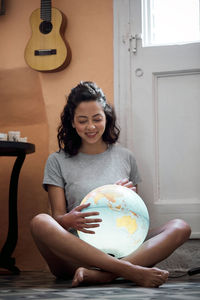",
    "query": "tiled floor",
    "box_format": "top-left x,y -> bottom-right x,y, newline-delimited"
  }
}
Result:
0,271 -> 199,299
